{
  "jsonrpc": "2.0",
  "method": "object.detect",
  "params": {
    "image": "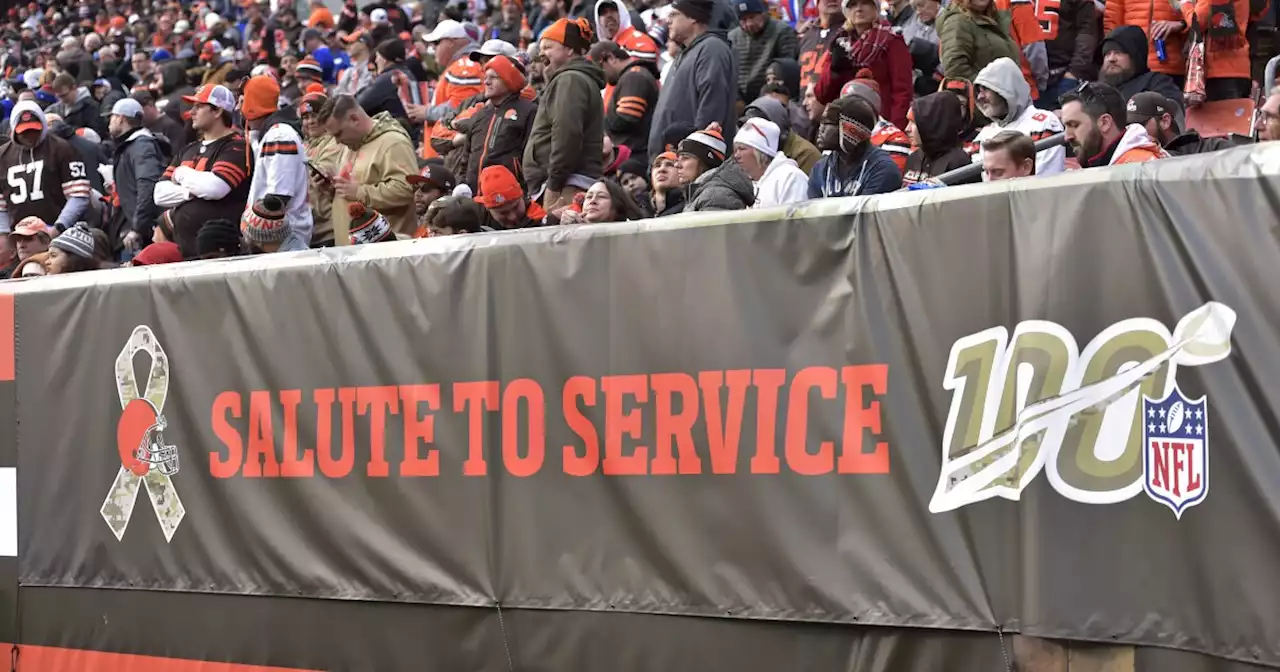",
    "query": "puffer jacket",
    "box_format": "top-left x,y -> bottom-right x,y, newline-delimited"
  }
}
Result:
1103,0 -> 1187,77
1178,0 -> 1252,80
684,161 -> 756,211
330,111 -> 420,242
730,17 -> 800,103
936,4 -> 1021,83
522,57 -> 606,195
902,92 -> 976,185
